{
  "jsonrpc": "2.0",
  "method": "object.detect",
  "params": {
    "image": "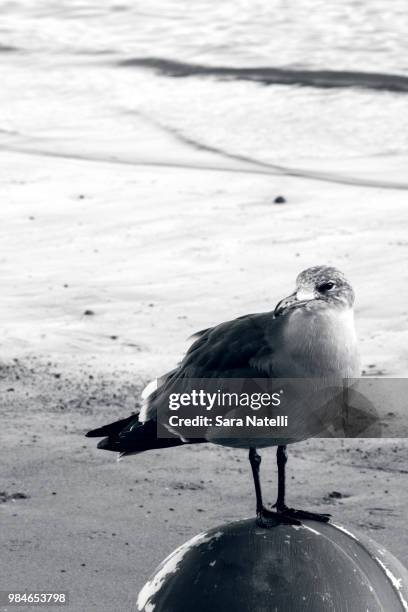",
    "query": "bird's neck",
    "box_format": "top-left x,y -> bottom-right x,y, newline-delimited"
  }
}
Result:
281,305 -> 359,377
